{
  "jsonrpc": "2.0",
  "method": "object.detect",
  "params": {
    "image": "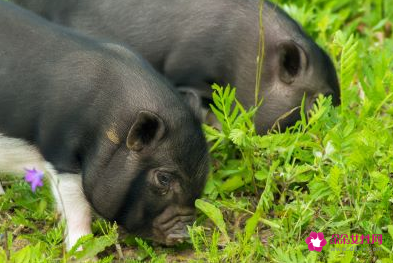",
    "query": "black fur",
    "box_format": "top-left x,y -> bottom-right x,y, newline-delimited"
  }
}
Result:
12,0 -> 340,133
0,1 -> 209,245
